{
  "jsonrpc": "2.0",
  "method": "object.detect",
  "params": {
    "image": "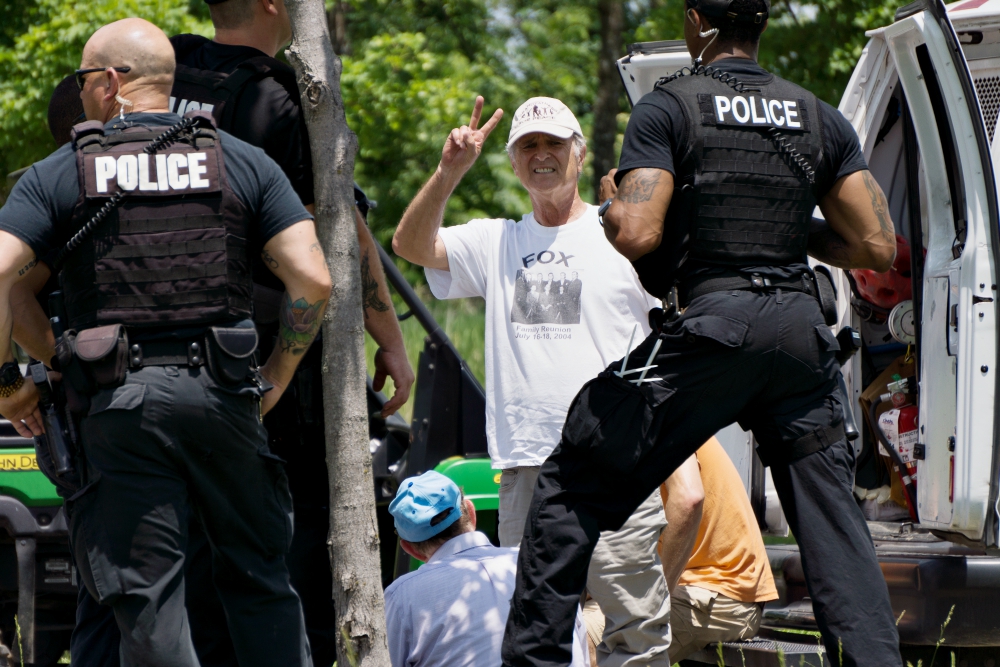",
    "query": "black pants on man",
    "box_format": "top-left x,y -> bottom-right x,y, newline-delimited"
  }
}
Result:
501,289 -> 902,667
66,365 -> 311,667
